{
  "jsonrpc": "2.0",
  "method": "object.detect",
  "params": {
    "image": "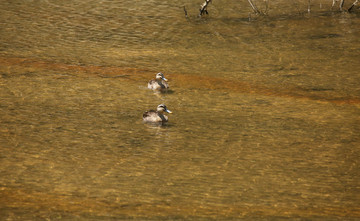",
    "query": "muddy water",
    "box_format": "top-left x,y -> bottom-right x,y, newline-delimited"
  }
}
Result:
1,0 -> 360,220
